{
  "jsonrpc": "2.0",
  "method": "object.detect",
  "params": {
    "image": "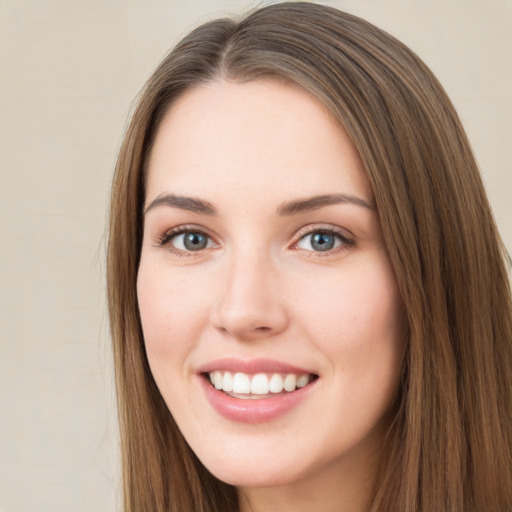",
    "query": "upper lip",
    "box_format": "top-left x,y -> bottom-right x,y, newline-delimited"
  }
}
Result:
197,358 -> 317,375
